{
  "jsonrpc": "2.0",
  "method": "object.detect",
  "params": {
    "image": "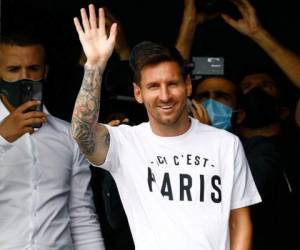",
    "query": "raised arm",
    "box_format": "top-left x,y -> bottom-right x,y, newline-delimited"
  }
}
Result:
71,5 -> 117,165
221,0 -> 300,89
175,0 -> 199,60
176,0 -> 218,60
